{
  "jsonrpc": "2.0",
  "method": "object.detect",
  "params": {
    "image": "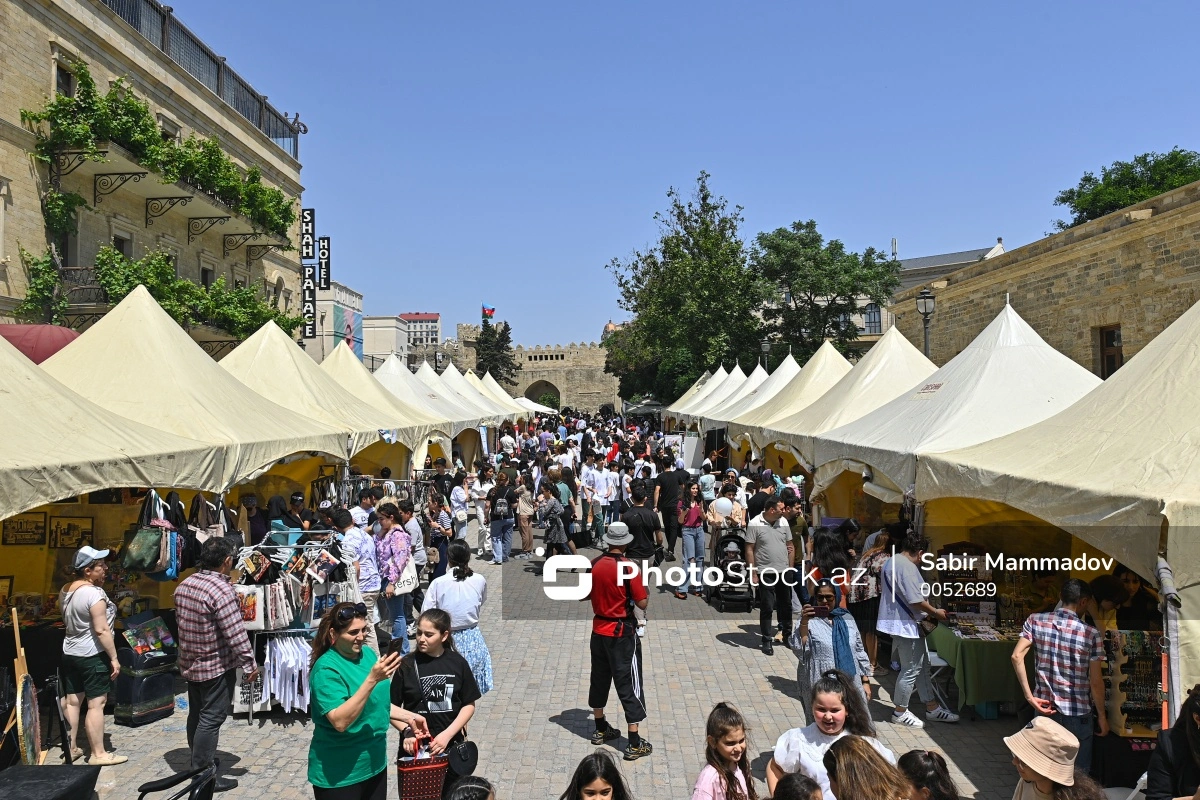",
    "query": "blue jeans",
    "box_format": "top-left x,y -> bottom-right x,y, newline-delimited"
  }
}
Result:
677,526 -> 705,592
383,592 -> 408,654
1051,711 -> 1093,773
490,518 -> 514,562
